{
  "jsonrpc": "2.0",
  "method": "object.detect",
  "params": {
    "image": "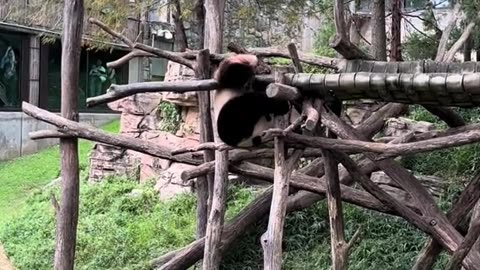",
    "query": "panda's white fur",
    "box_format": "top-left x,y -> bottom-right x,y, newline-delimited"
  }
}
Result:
235,114 -> 275,148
